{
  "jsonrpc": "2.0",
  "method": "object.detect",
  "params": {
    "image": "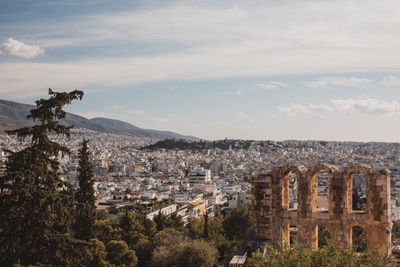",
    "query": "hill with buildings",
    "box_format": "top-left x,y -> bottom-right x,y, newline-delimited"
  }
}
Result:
0,99 -> 198,140
141,138 -> 254,151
